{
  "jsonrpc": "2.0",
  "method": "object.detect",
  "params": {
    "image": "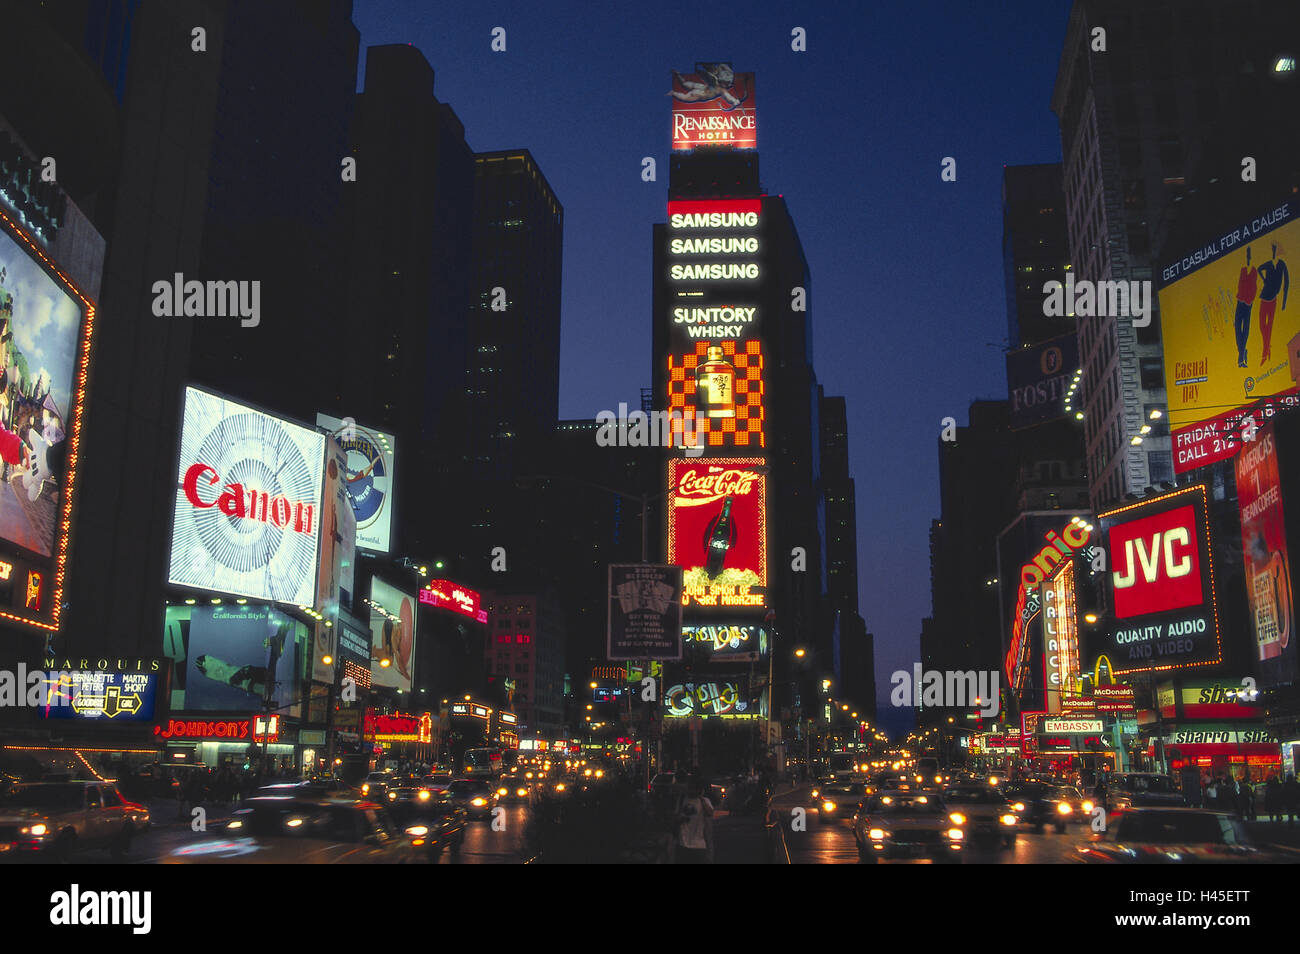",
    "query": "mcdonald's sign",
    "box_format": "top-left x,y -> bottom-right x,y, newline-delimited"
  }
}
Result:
1091,655 -> 1116,686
